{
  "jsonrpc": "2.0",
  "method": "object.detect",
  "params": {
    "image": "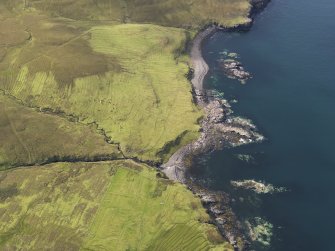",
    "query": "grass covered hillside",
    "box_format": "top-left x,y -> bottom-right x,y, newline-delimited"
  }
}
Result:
0,160 -> 232,251
3,0 -> 251,28
0,0 -> 253,249
0,16 -> 202,162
